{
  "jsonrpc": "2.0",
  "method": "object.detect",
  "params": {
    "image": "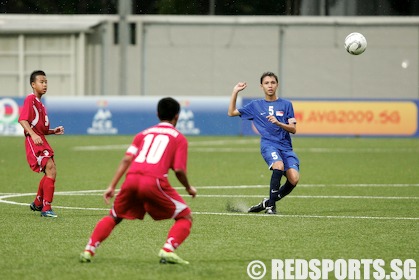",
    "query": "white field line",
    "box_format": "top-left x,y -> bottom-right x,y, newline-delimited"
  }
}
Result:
72,139 -> 261,151
188,147 -> 419,153
72,144 -> 128,151
72,143 -> 419,153
192,212 -> 419,221
182,184 -> 419,188
1,186 -> 418,221
1,192 -> 418,200
191,194 -> 419,200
